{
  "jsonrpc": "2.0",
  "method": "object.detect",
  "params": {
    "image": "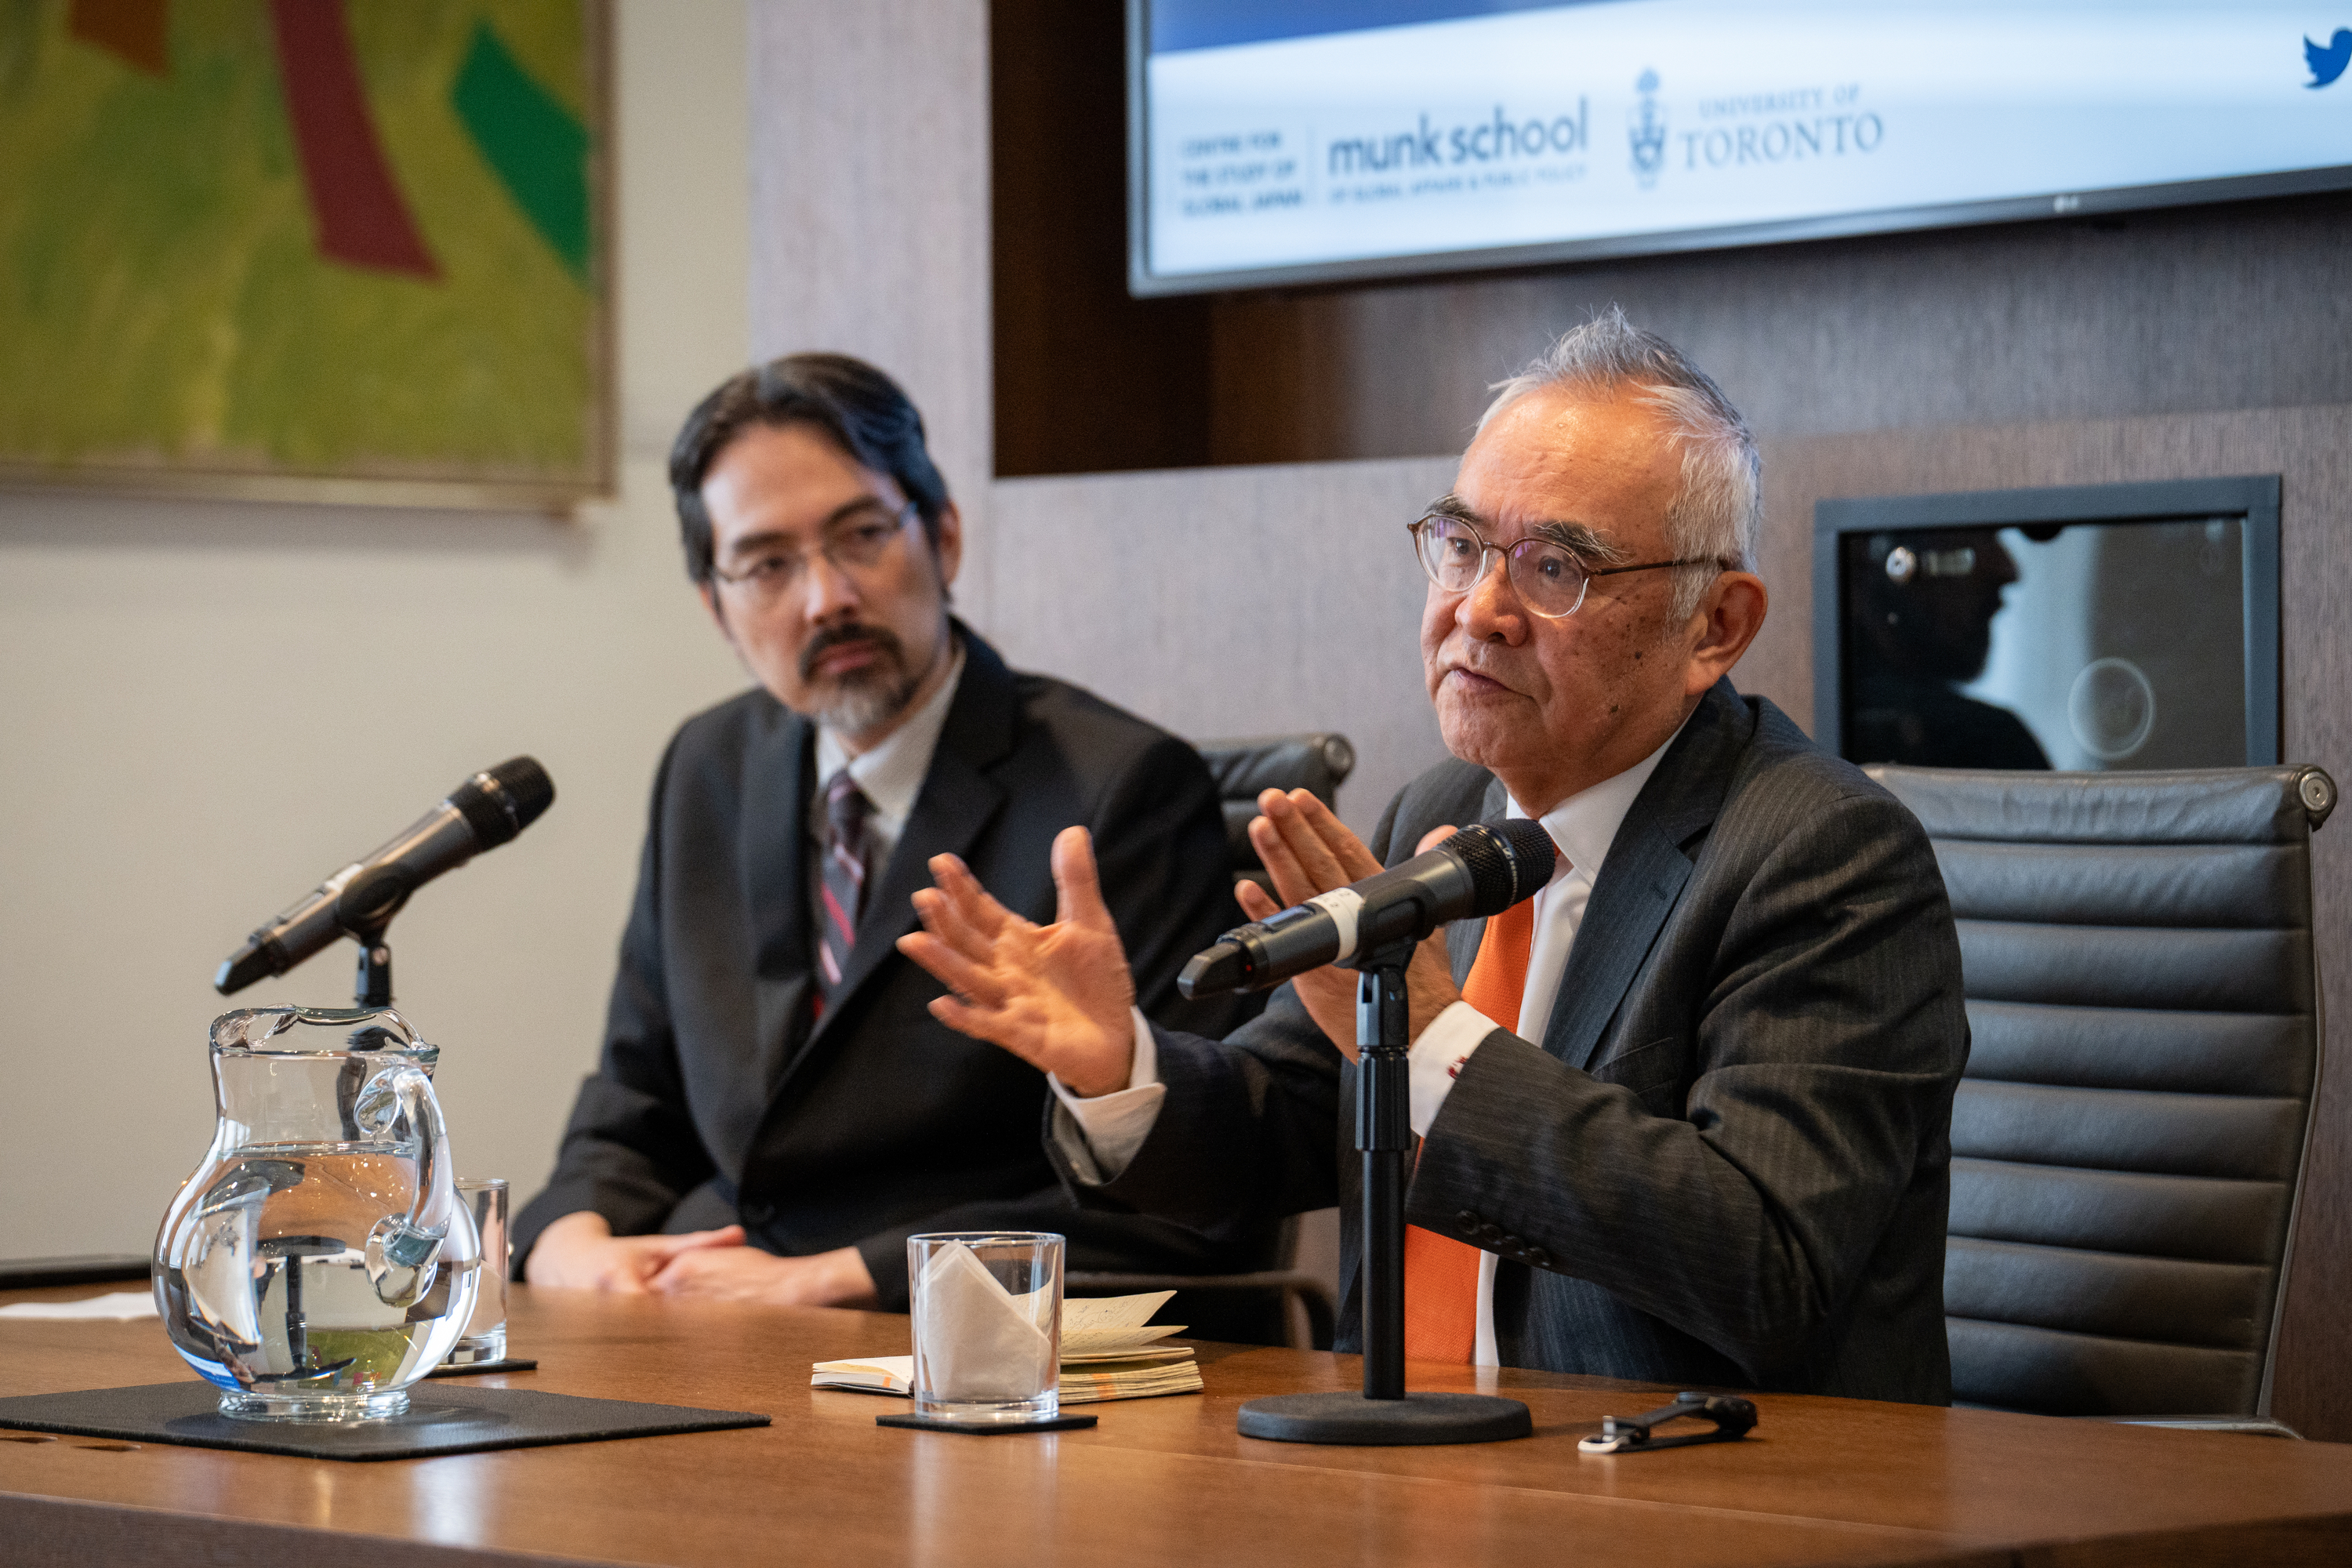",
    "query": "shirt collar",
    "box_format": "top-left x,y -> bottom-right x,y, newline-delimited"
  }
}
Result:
813,636 -> 966,829
1507,711 -> 1693,884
